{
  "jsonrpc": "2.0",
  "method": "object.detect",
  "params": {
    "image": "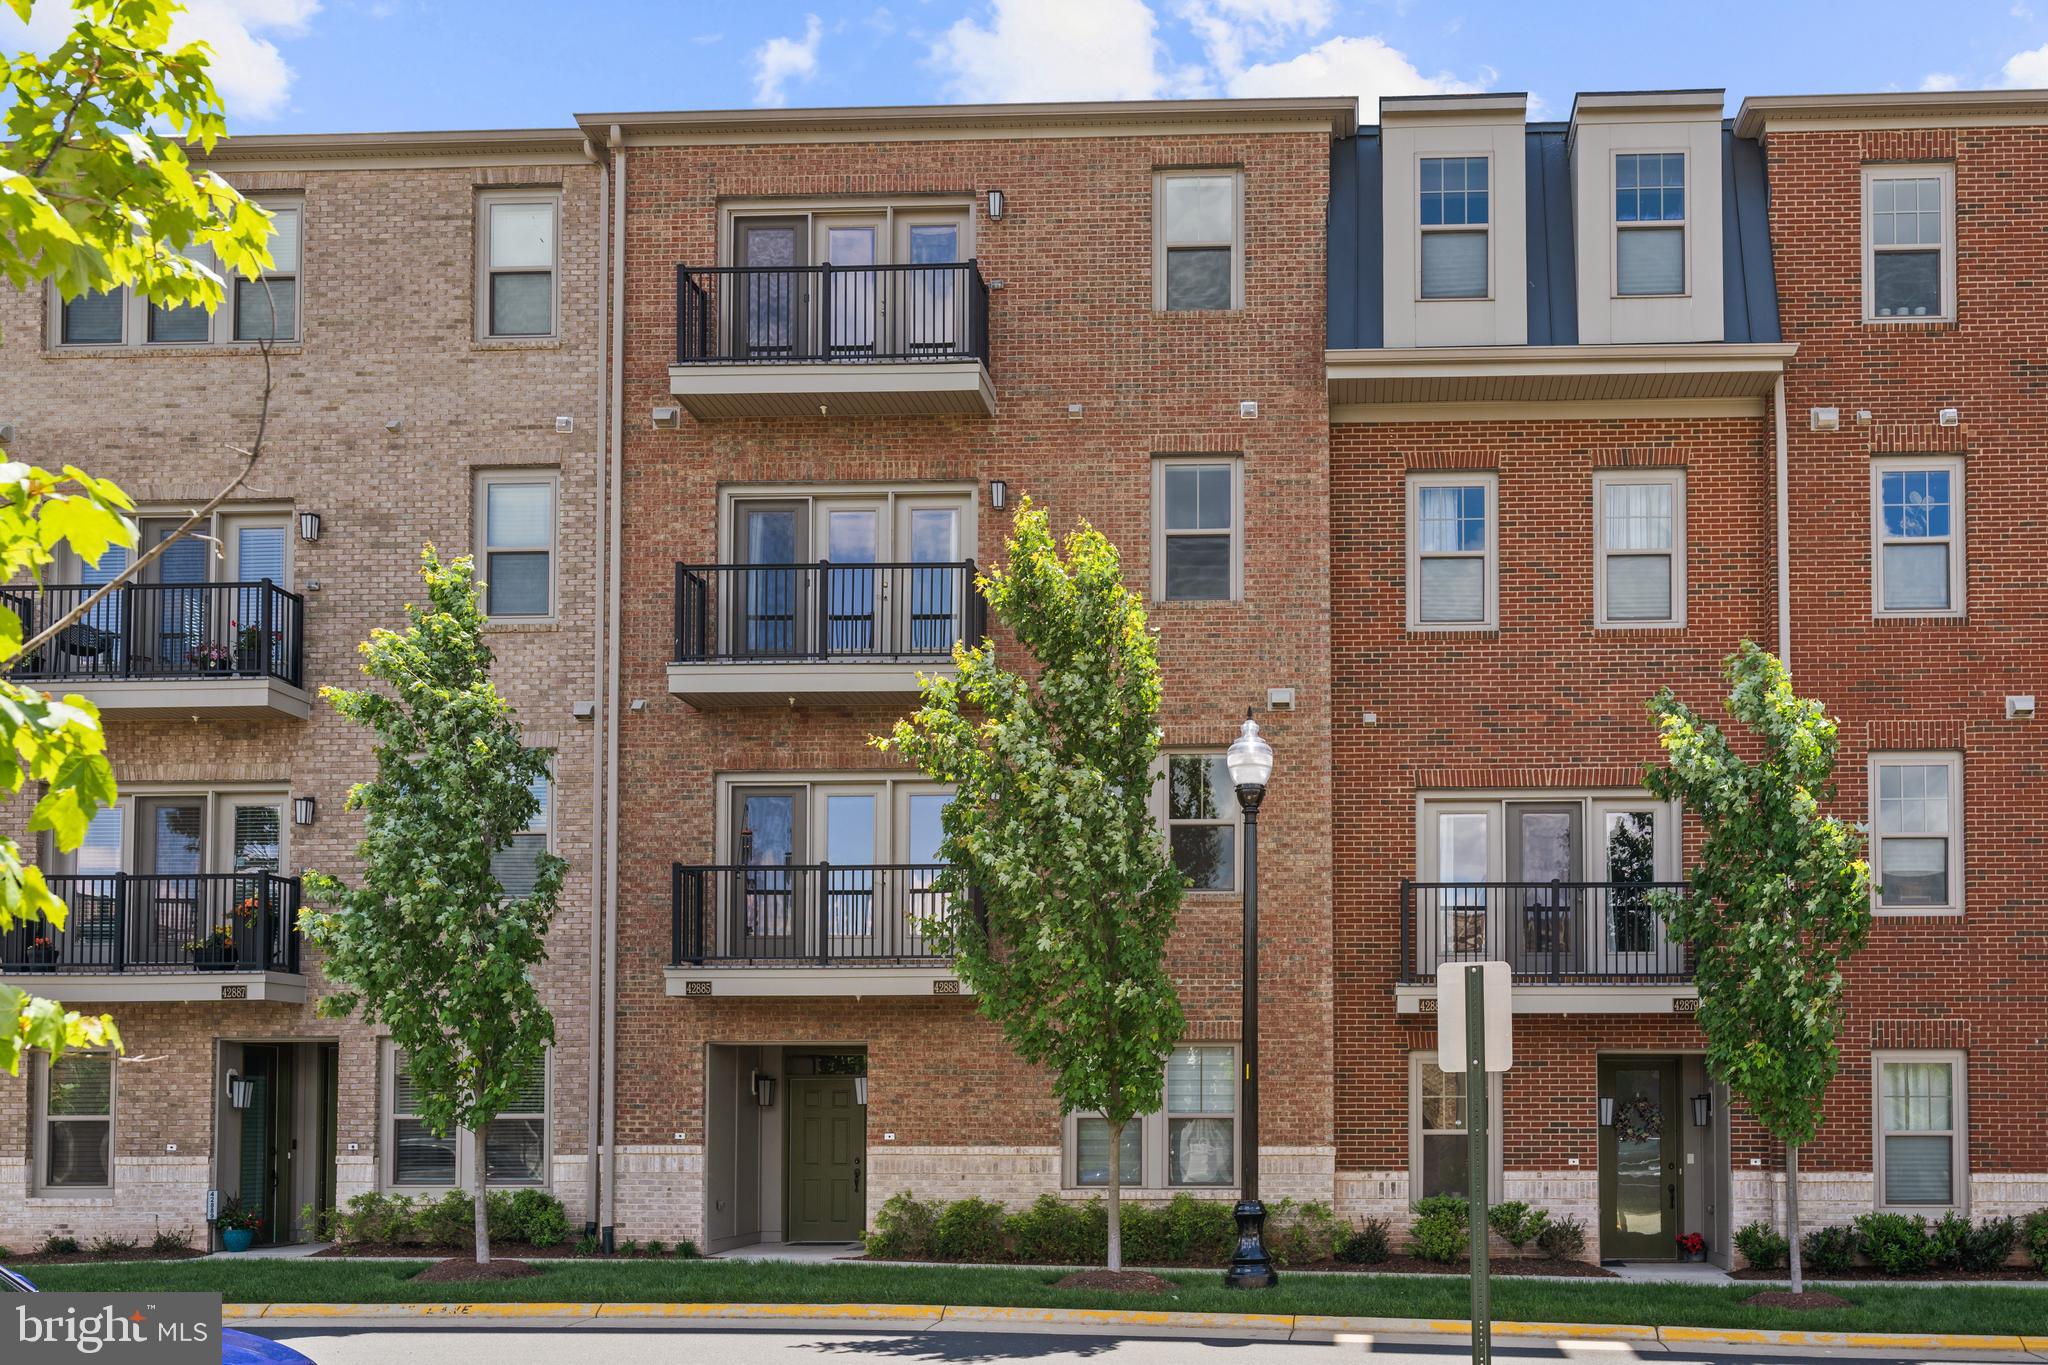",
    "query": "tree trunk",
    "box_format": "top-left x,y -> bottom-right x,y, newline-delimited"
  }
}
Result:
1785,1143 -> 1801,1295
474,1126 -> 492,1266
1105,1117 -> 1124,1272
